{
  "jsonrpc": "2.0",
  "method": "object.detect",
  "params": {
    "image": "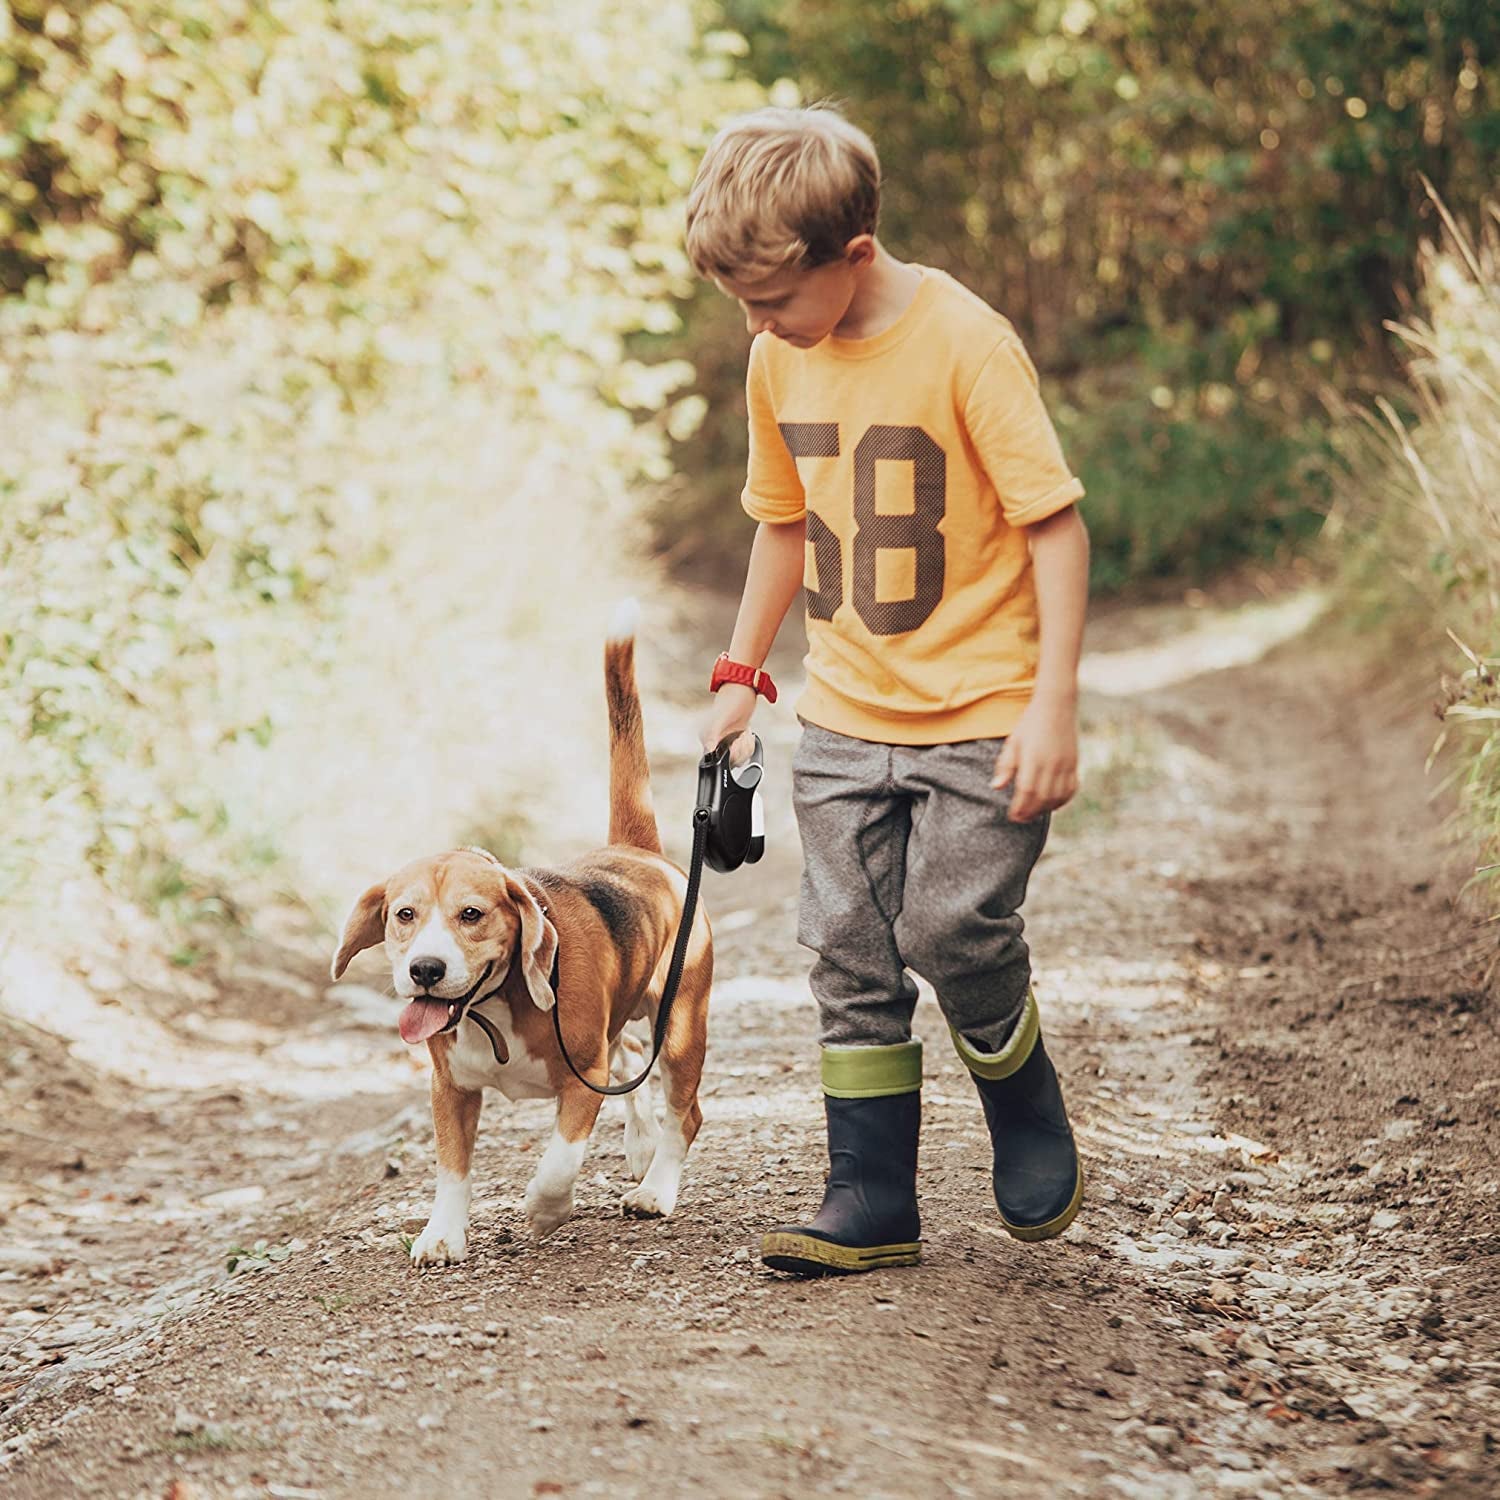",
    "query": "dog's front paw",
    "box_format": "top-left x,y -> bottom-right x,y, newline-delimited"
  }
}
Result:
523,1186 -> 574,1240
410,1219 -> 468,1267
621,1181 -> 676,1219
